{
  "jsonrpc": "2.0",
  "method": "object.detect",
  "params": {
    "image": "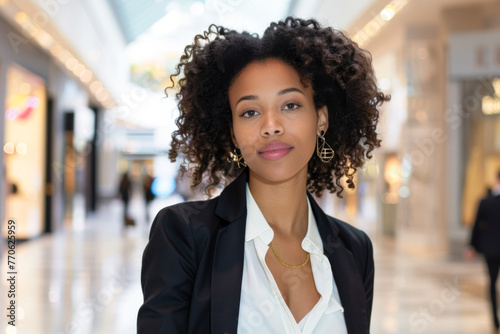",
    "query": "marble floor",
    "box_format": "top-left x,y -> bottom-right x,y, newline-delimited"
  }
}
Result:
0,195 -> 494,334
